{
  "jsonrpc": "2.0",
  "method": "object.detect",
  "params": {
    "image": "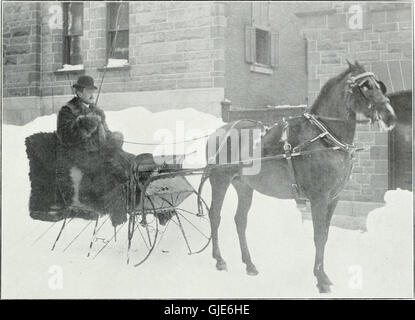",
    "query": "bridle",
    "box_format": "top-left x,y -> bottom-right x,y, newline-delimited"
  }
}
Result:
346,71 -> 386,123
347,71 -> 383,97
277,70 -> 385,202
287,70 -> 385,152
